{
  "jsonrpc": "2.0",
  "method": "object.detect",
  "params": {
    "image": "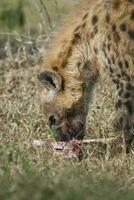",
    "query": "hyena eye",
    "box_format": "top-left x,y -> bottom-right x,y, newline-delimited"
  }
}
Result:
48,115 -> 56,126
